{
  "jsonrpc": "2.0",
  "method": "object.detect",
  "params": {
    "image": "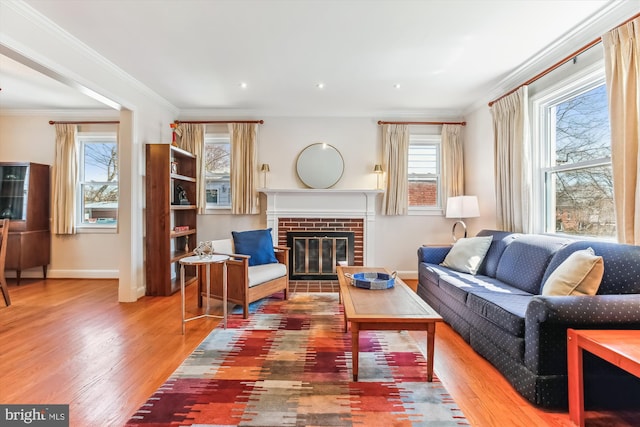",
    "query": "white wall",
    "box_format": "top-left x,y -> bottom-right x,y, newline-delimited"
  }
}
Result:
195,116 -> 478,277
0,114 -> 121,277
0,1 -> 178,301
